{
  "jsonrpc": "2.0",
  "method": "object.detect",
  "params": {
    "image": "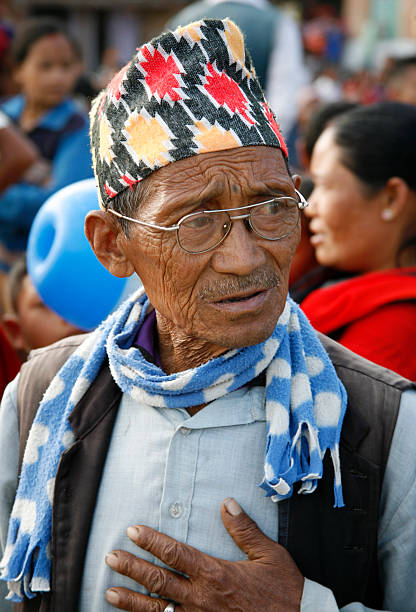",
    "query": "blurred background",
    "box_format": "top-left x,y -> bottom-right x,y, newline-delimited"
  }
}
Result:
0,0 -> 414,97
